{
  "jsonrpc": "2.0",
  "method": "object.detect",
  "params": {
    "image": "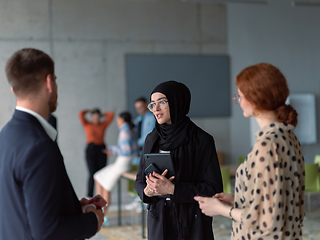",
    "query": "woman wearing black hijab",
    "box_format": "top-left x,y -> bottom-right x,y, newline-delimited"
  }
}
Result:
134,81 -> 223,240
